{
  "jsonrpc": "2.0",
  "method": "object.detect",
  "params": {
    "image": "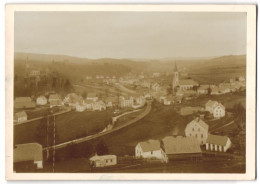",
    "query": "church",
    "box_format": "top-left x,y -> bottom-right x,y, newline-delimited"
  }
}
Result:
172,63 -> 199,91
